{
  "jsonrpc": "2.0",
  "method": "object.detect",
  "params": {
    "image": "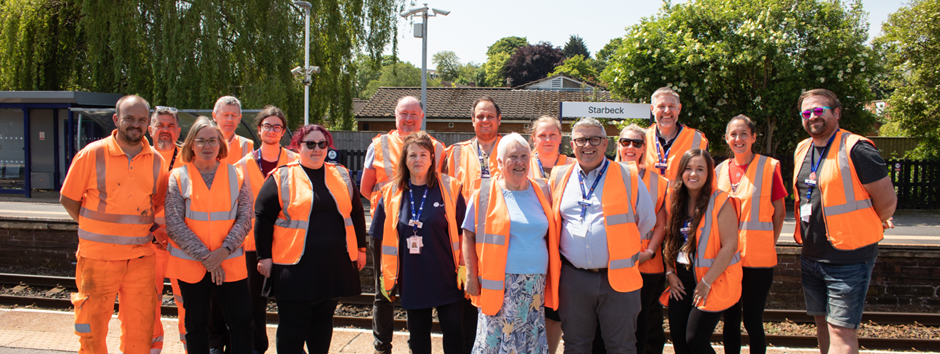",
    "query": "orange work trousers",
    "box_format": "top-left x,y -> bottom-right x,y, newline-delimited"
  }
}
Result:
150,244 -> 169,353
72,254 -> 156,354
